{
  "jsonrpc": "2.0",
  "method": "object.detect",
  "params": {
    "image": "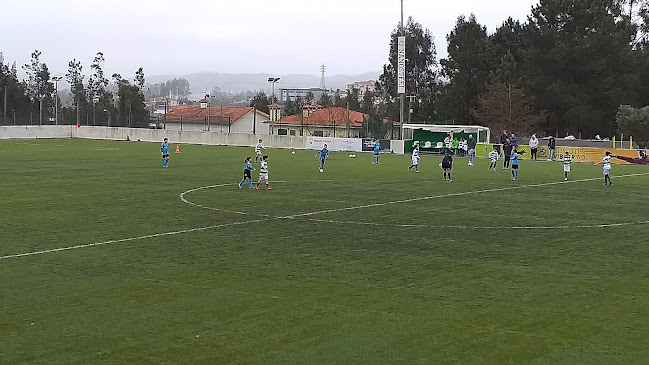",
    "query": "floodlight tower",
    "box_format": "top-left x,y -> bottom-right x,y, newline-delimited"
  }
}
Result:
268,77 -> 280,103
52,76 -> 62,125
